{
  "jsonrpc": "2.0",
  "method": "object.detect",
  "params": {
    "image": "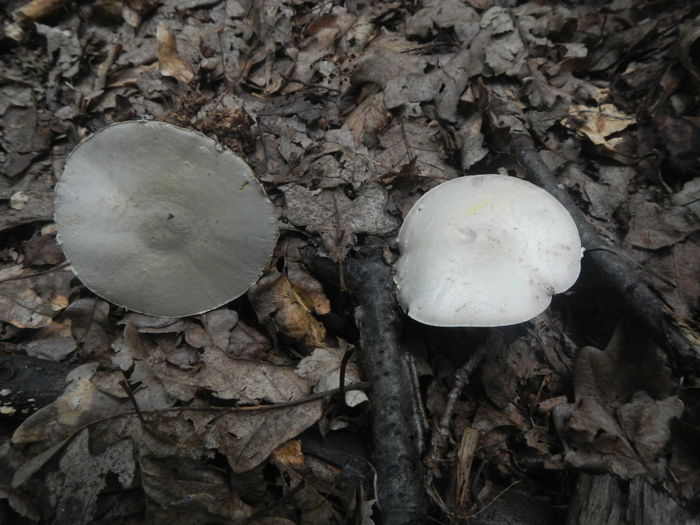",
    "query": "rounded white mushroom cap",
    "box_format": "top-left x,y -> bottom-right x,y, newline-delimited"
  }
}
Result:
395,175 -> 582,327
55,120 -> 278,318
